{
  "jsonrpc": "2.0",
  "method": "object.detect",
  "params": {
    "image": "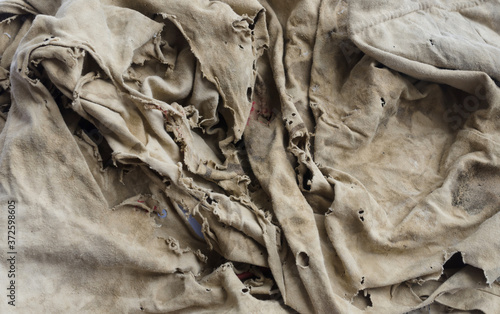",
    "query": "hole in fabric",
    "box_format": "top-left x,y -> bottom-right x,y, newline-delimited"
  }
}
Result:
361,276 -> 365,284
238,44 -> 244,49
360,216 -> 364,222
352,291 -> 373,310
381,98 -> 386,107
359,210 -> 364,214
302,169 -> 313,191
429,39 -> 435,46
297,252 -> 310,267
444,252 -> 465,270
288,120 -> 293,125
247,87 -> 252,102
140,306 -> 144,311
366,293 -> 373,307
206,288 -> 211,292
207,196 -> 217,205
292,113 -> 296,116
242,288 -> 249,293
